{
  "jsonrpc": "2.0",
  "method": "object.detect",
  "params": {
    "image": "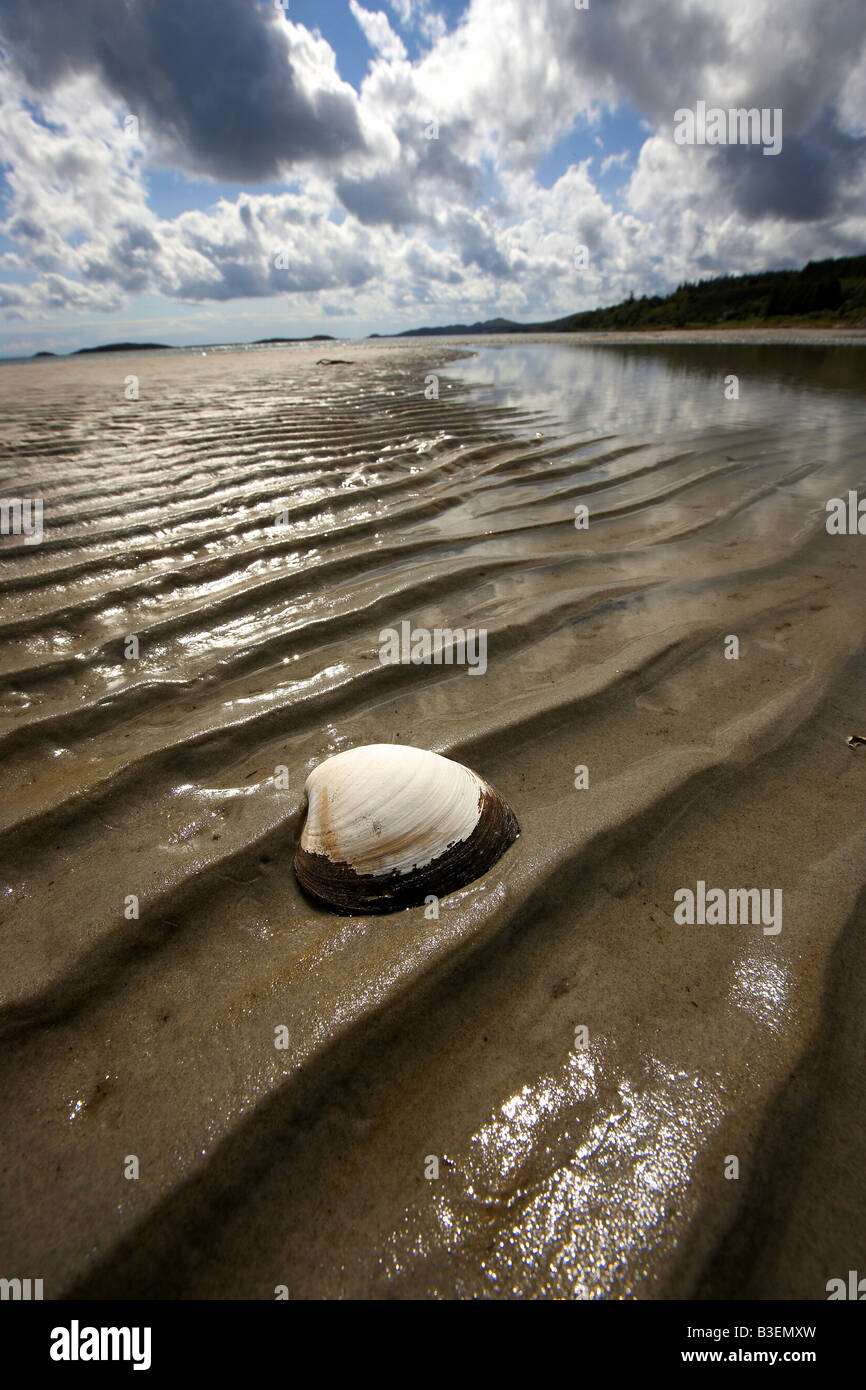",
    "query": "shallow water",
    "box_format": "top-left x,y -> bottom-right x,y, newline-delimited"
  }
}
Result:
450,336 -> 866,435
0,333 -> 864,1298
